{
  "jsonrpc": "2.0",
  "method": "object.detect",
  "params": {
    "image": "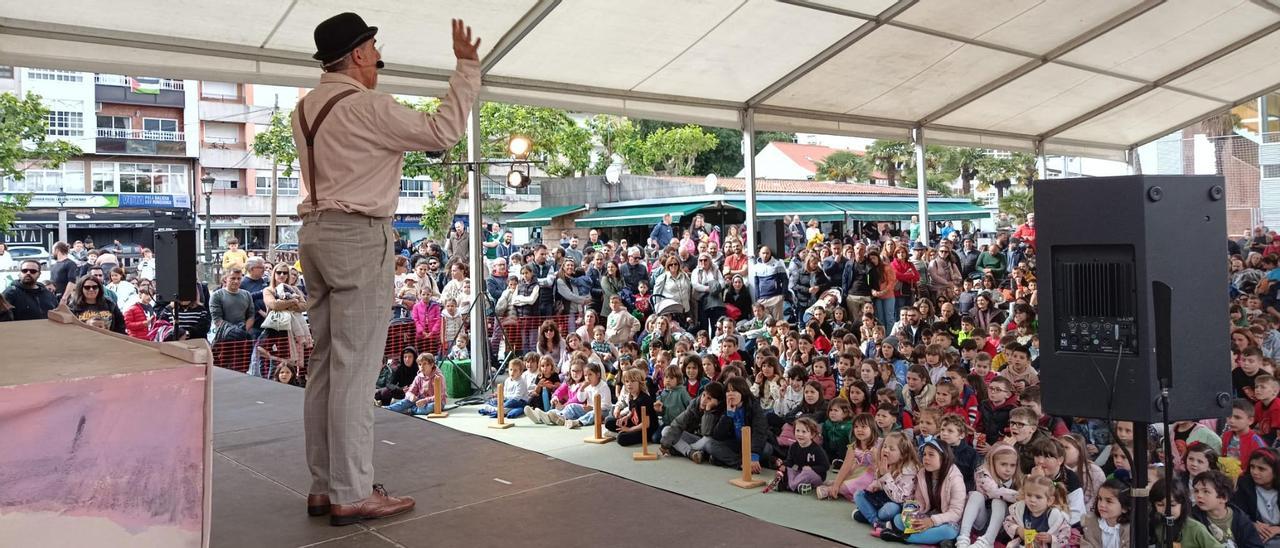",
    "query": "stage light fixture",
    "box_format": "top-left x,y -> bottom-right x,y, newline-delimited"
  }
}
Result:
508,136 -> 532,160
506,169 -> 530,189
